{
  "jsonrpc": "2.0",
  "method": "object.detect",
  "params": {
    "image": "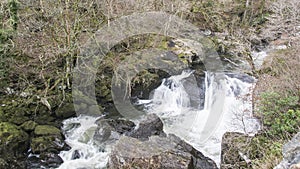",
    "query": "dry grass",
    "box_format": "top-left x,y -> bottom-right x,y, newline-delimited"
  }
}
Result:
260,0 -> 300,45
255,45 -> 300,98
